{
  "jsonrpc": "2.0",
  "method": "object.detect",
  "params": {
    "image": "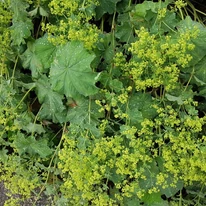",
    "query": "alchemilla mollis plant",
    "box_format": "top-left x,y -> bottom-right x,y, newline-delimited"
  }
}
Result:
0,0 -> 206,205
